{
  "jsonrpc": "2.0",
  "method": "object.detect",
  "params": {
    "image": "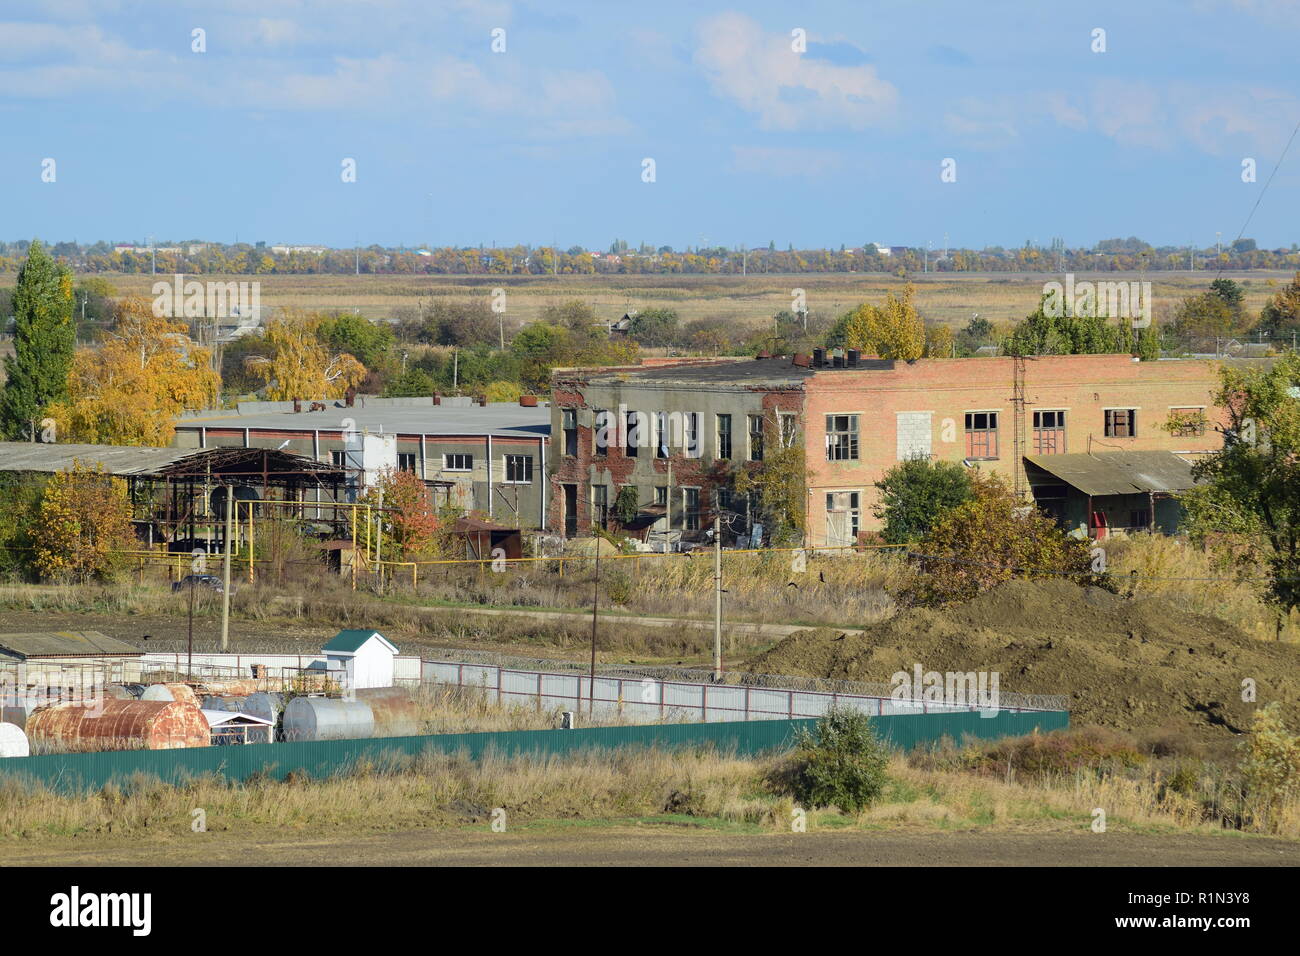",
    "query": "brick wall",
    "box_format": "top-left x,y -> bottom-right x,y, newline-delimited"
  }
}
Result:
804,354 -> 1225,543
